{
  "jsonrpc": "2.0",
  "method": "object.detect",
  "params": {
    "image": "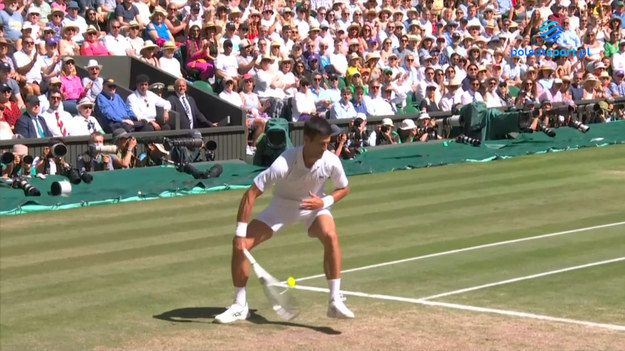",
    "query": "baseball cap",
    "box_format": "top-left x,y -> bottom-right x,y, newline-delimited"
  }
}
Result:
25,95 -> 40,105
104,77 -> 117,86
0,62 -> 10,71
0,82 -> 11,92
